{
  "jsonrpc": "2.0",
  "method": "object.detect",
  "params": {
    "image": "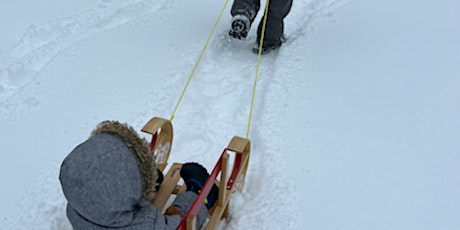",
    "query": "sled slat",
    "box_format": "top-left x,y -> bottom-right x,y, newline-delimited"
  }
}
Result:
218,153 -> 229,206
153,163 -> 183,211
206,194 -> 230,230
186,214 -> 197,230
227,136 -> 249,153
